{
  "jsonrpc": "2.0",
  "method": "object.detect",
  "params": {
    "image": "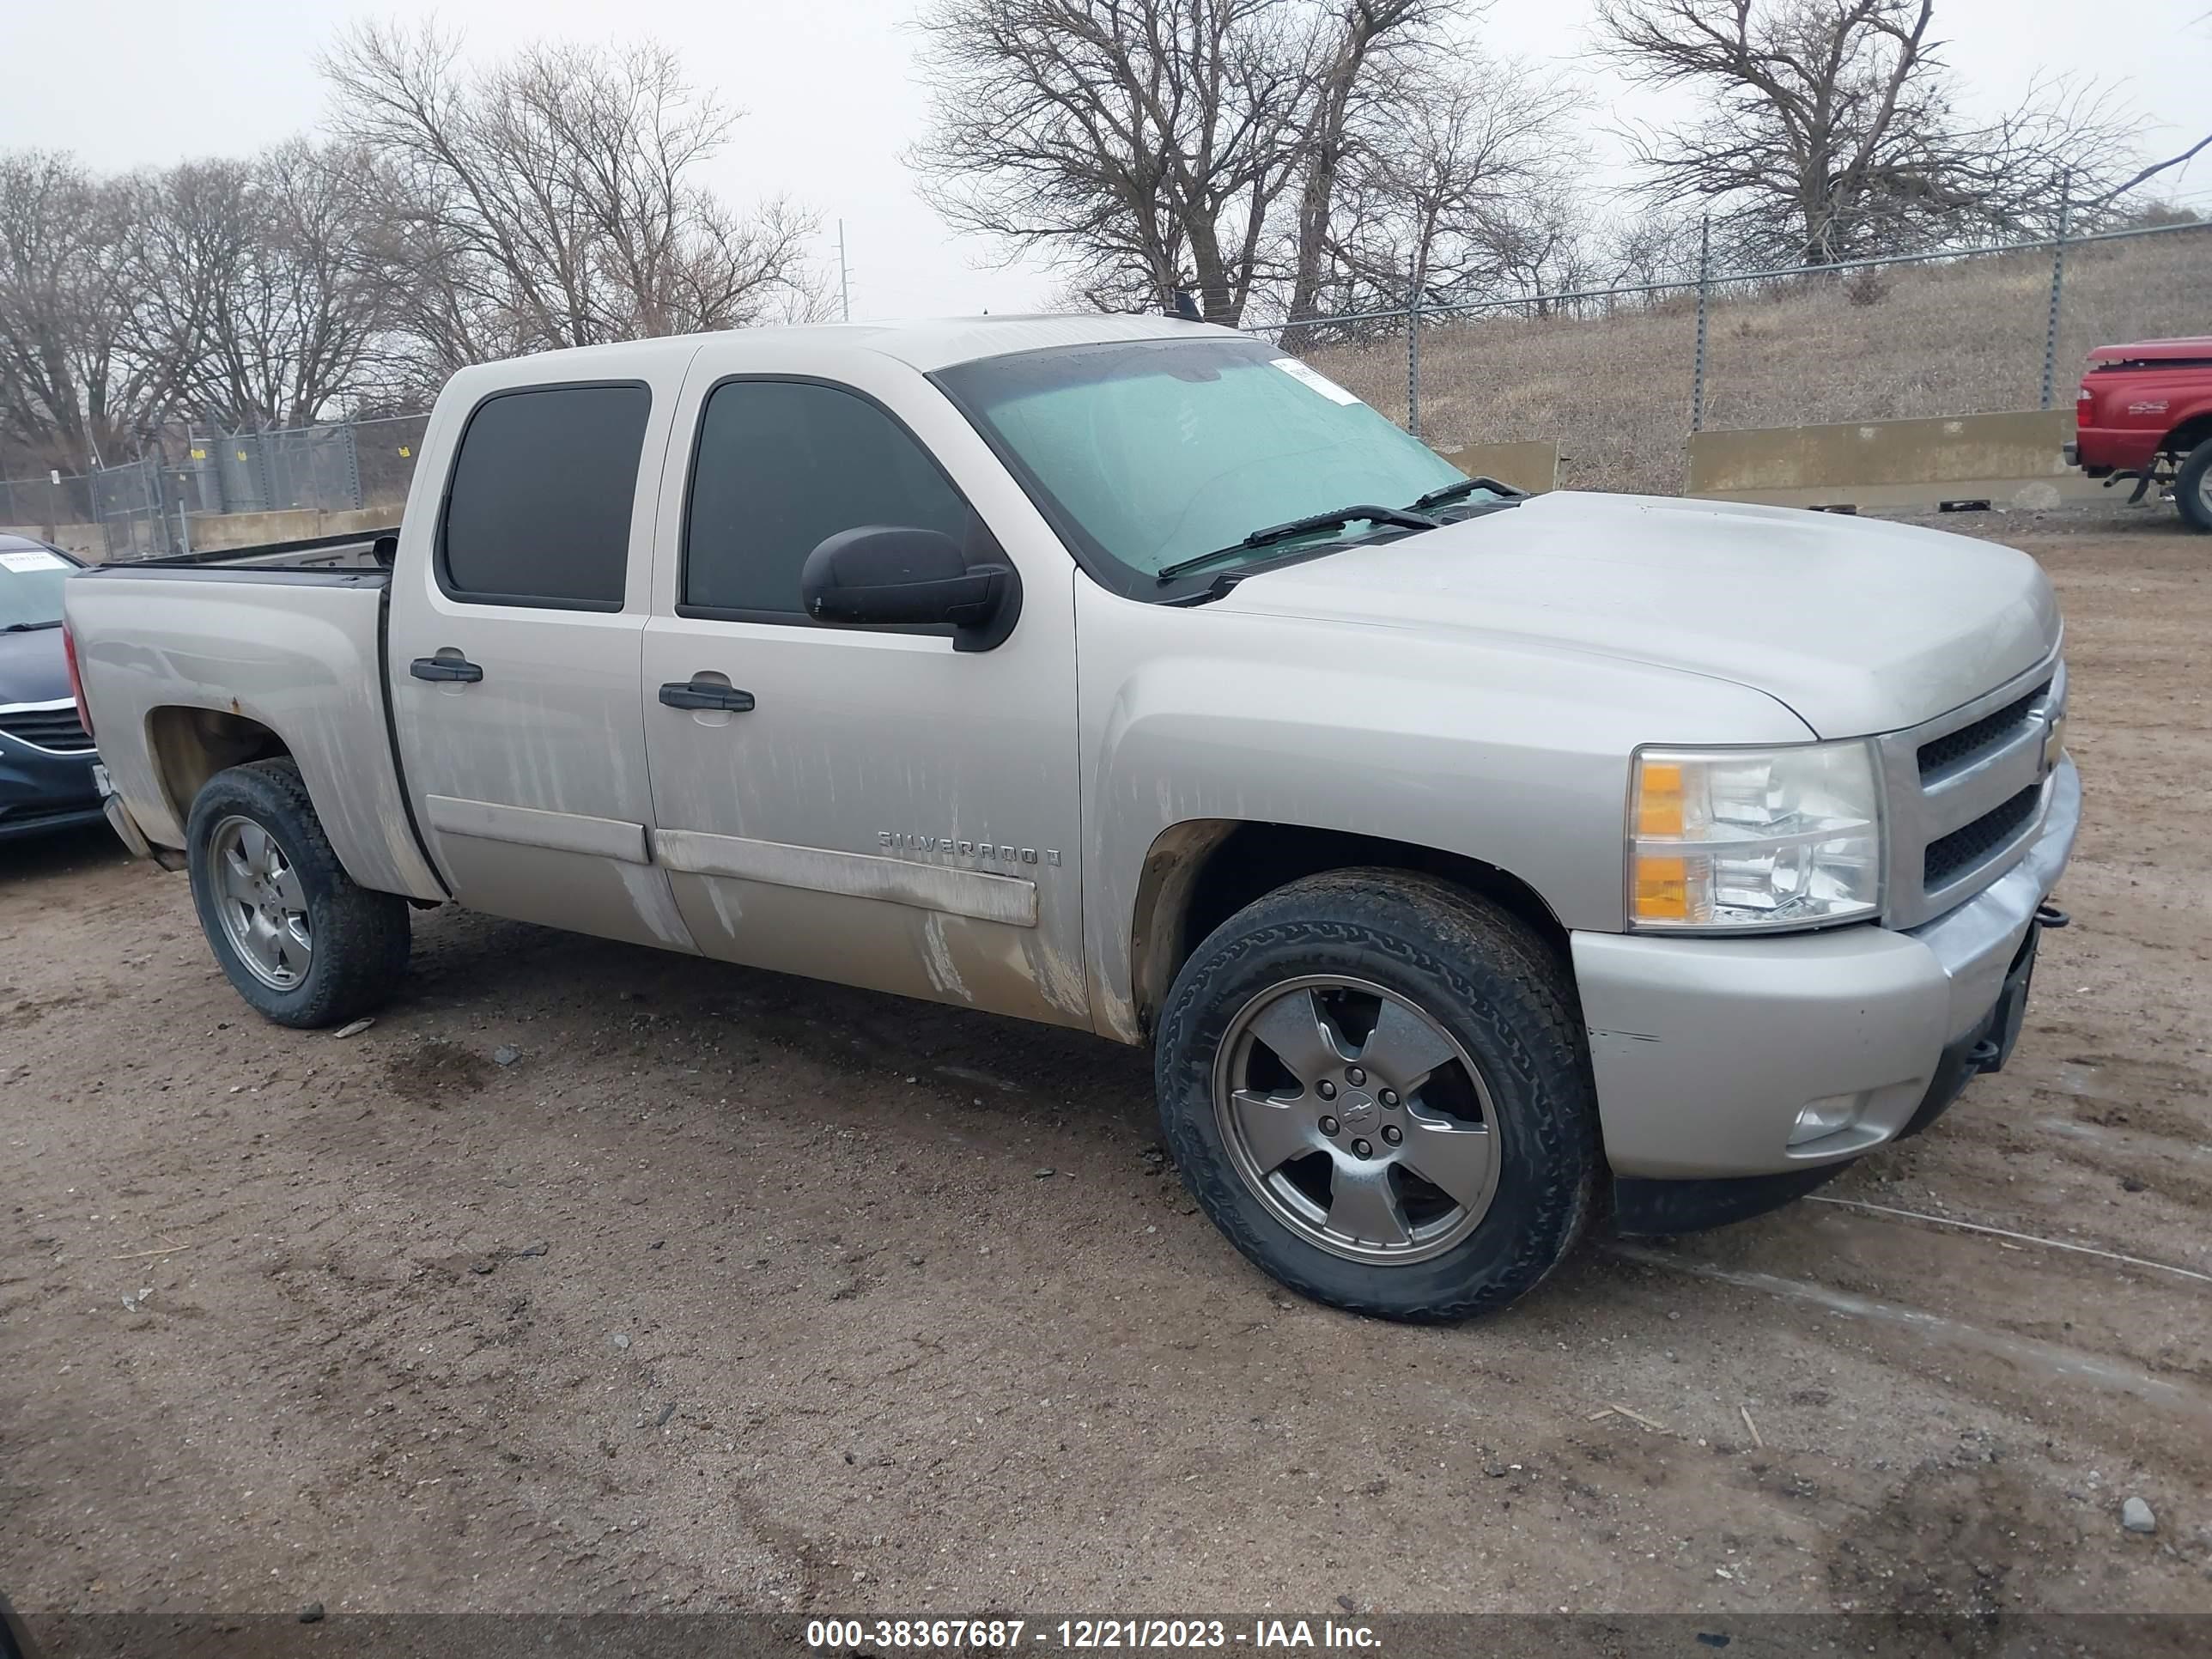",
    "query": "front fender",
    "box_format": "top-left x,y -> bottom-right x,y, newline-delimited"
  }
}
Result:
1073,588 -> 1812,1042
